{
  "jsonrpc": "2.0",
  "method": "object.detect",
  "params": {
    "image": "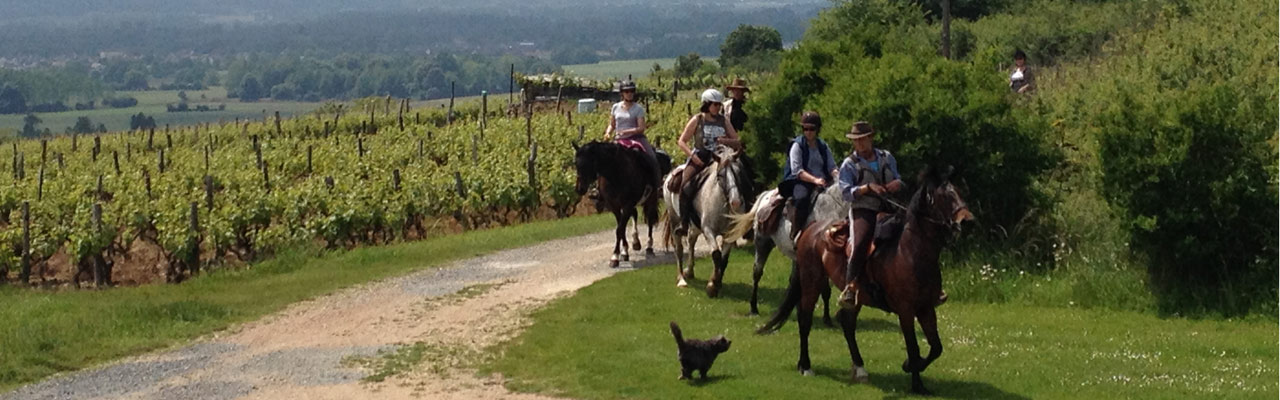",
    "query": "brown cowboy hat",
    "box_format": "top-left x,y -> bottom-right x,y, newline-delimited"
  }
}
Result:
845,121 -> 874,139
726,78 -> 750,92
